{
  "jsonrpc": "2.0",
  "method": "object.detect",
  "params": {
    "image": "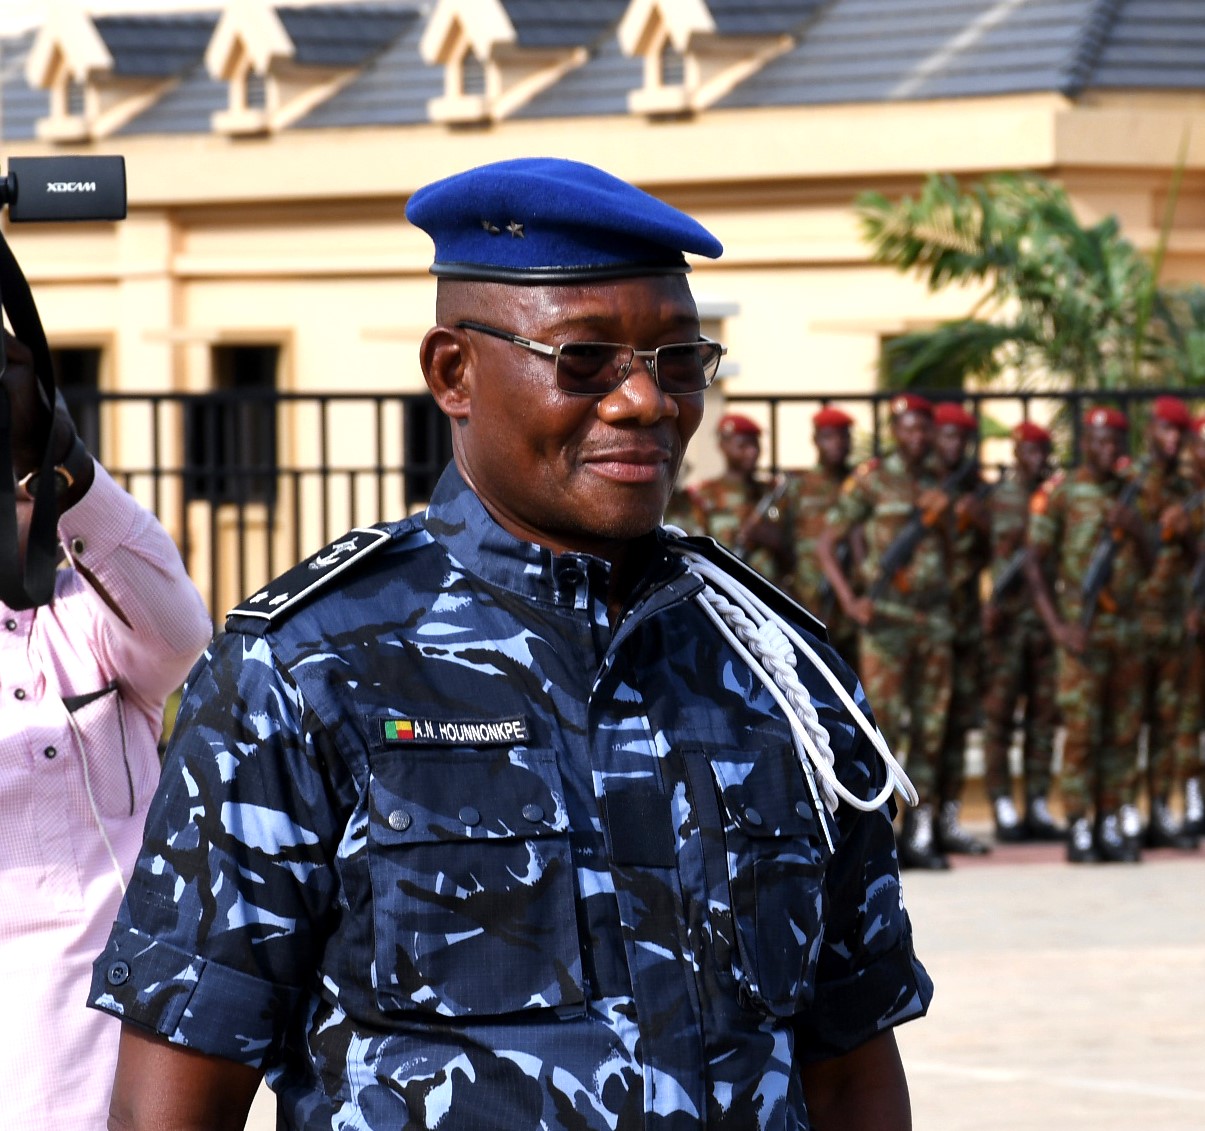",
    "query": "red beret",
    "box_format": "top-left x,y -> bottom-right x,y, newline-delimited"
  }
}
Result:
1084,405 -> 1128,431
717,412 -> 762,438
1013,420 -> 1052,445
932,403 -> 978,432
888,393 -> 933,419
813,406 -> 854,429
1152,395 -> 1192,429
